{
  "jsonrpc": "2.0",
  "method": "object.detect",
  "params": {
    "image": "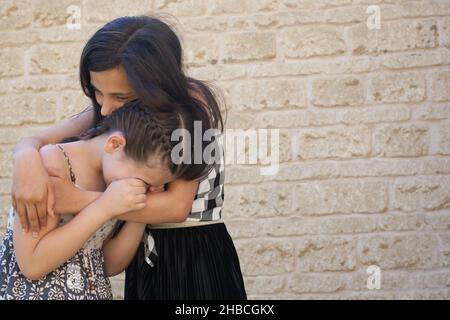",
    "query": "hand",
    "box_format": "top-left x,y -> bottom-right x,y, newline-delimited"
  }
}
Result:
47,167 -> 83,215
97,178 -> 147,217
11,150 -> 55,237
148,185 -> 165,193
